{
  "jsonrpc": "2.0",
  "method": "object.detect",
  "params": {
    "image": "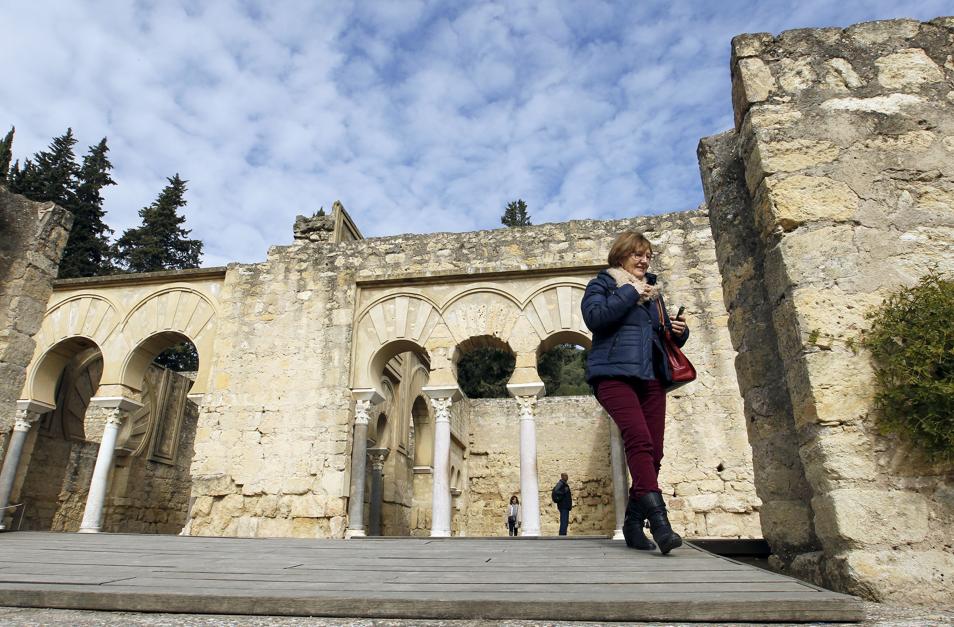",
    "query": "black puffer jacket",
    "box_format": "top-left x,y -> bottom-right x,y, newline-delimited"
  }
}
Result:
581,269 -> 688,384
